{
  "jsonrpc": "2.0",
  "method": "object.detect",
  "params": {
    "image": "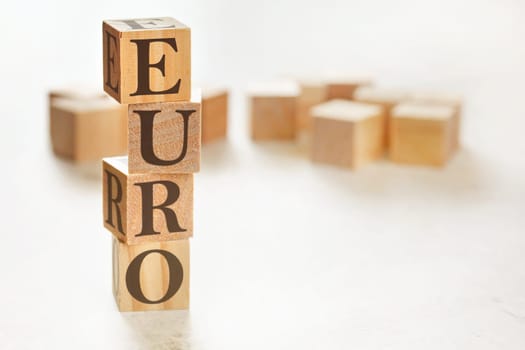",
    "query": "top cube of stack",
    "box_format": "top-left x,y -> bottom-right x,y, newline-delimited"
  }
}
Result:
103,17 -> 191,104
